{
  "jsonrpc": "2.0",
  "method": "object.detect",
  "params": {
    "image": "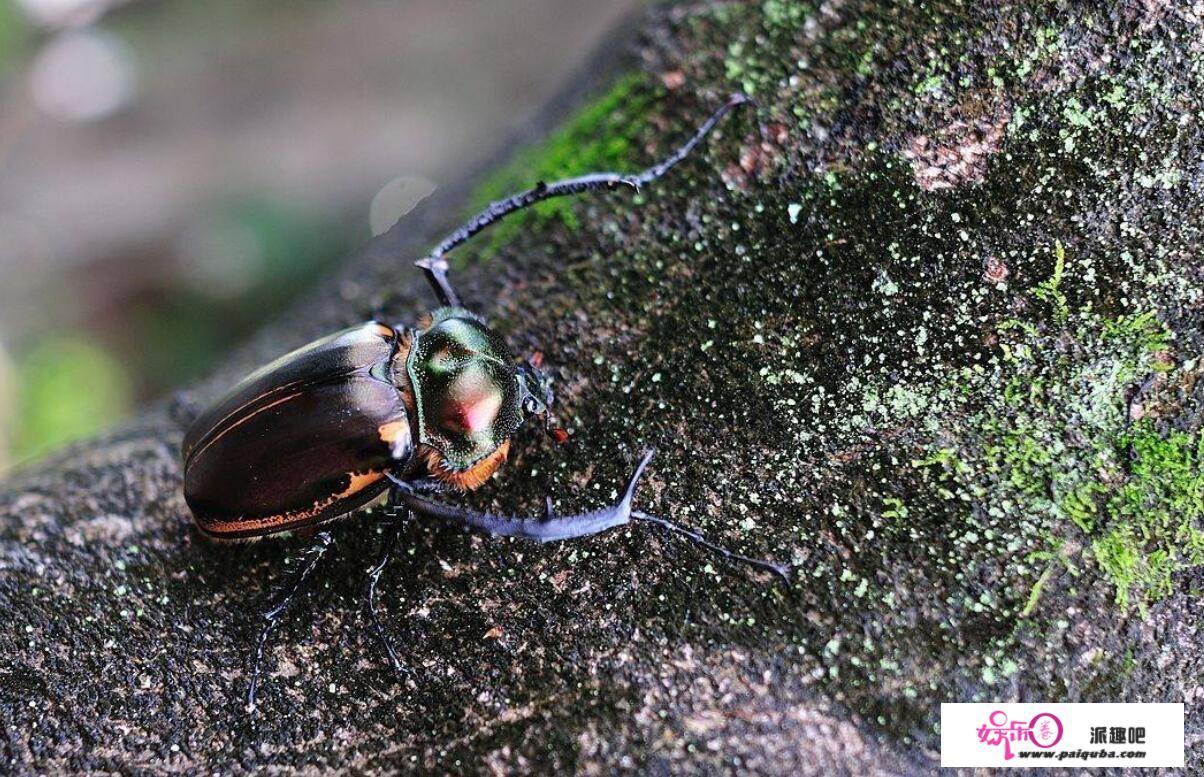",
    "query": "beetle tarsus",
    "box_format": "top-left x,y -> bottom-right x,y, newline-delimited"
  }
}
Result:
246,530 -> 334,711
631,510 -> 792,584
413,95 -> 753,307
